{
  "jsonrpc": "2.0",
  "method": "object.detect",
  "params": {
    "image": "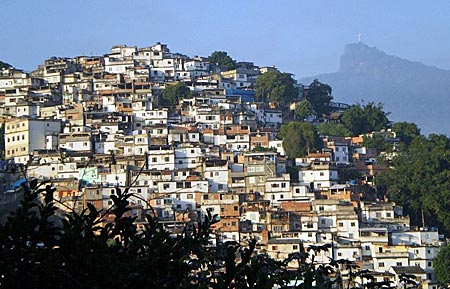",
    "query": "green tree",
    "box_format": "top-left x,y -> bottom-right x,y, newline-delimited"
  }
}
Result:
341,104 -> 366,135
341,102 -> 389,135
363,102 -> 390,132
307,80 -> 333,116
294,99 -> 313,121
362,134 -> 392,152
377,134 -> 450,232
281,122 -> 323,158
162,82 -> 191,106
255,70 -> 298,108
207,51 -> 236,71
392,121 -> 421,146
317,123 -> 351,137
434,244 -> 450,285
